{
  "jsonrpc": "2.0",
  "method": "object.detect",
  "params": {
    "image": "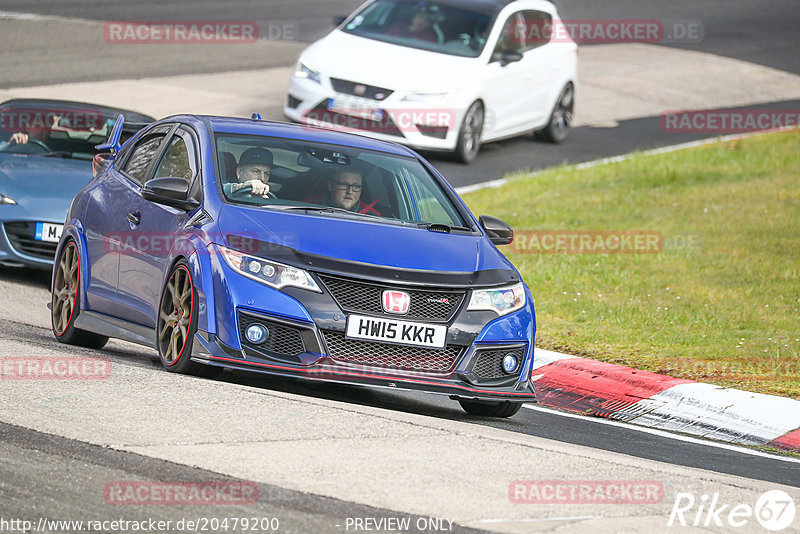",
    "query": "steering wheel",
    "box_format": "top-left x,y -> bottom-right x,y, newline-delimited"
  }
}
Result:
228,184 -> 276,203
1,137 -> 51,153
28,138 -> 51,151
